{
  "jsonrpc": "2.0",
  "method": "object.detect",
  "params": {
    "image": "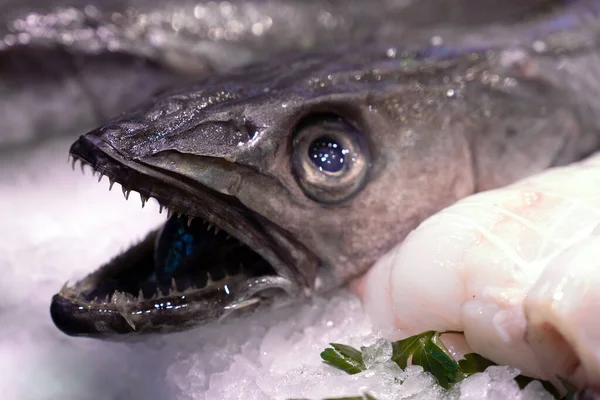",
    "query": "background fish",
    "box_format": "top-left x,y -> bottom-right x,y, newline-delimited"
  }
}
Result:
0,0 -> 558,148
